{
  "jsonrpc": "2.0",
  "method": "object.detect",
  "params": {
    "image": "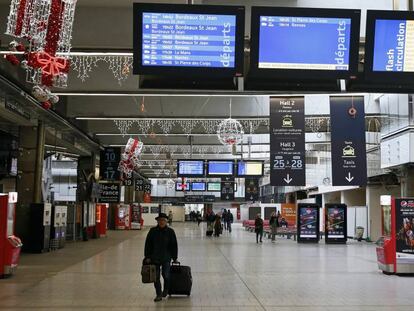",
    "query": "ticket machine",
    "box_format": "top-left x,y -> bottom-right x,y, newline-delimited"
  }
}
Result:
115,204 -> 131,230
50,205 -> 61,250
58,206 -> 68,248
376,197 -> 414,274
0,193 -> 22,278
